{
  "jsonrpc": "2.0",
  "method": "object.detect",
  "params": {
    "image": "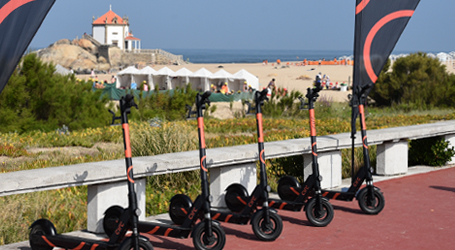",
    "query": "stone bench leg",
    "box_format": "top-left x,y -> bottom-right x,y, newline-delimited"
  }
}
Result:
376,140 -> 408,175
444,134 -> 455,164
87,178 -> 146,233
210,163 -> 257,208
304,151 -> 342,189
